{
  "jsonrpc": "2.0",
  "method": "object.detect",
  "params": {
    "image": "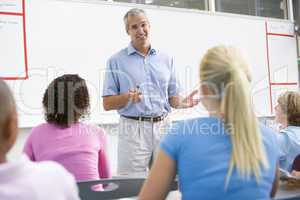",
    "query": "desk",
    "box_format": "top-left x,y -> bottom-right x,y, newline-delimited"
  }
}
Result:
79,174 -> 300,200
117,174 -> 300,200
275,184 -> 300,200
